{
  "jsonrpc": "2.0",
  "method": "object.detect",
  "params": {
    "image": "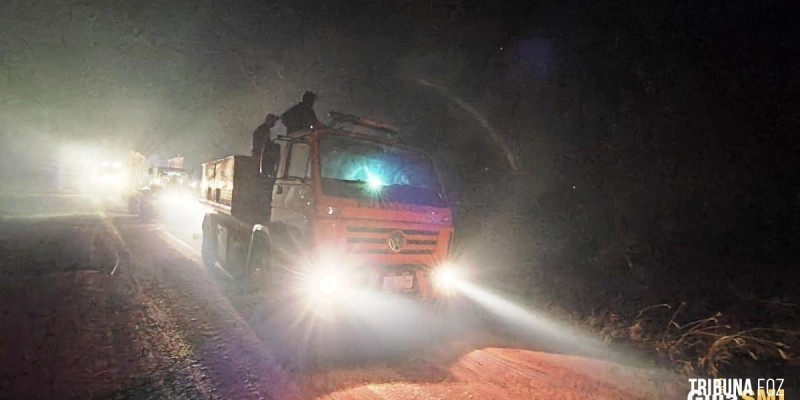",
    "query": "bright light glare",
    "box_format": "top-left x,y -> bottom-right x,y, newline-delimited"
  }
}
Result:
163,194 -> 183,204
98,174 -> 122,185
343,164 -> 387,191
160,197 -> 206,227
297,271 -> 343,320
434,268 -> 458,288
318,275 -> 339,295
455,281 -> 621,360
433,264 -> 464,296
159,190 -> 196,207
367,173 -> 384,190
